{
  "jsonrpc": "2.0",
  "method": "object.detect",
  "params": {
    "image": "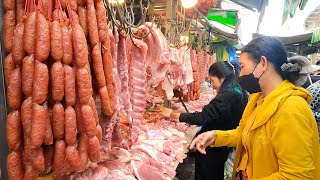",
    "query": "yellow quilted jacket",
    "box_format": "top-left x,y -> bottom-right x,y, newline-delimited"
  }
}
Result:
212,80 -> 320,179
